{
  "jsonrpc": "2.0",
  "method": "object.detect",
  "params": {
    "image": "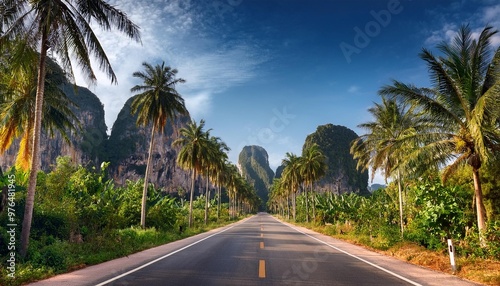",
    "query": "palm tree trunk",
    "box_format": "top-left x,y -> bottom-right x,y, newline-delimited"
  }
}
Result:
305,183 -> 309,223
312,185 -> 316,222
188,169 -> 196,227
397,170 -> 404,237
141,124 -> 156,228
204,171 -> 209,225
20,33 -> 48,258
472,168 -> 487,239
286,194 -> 290,220
217,185 -> 221,220
292,190 -> 296,221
